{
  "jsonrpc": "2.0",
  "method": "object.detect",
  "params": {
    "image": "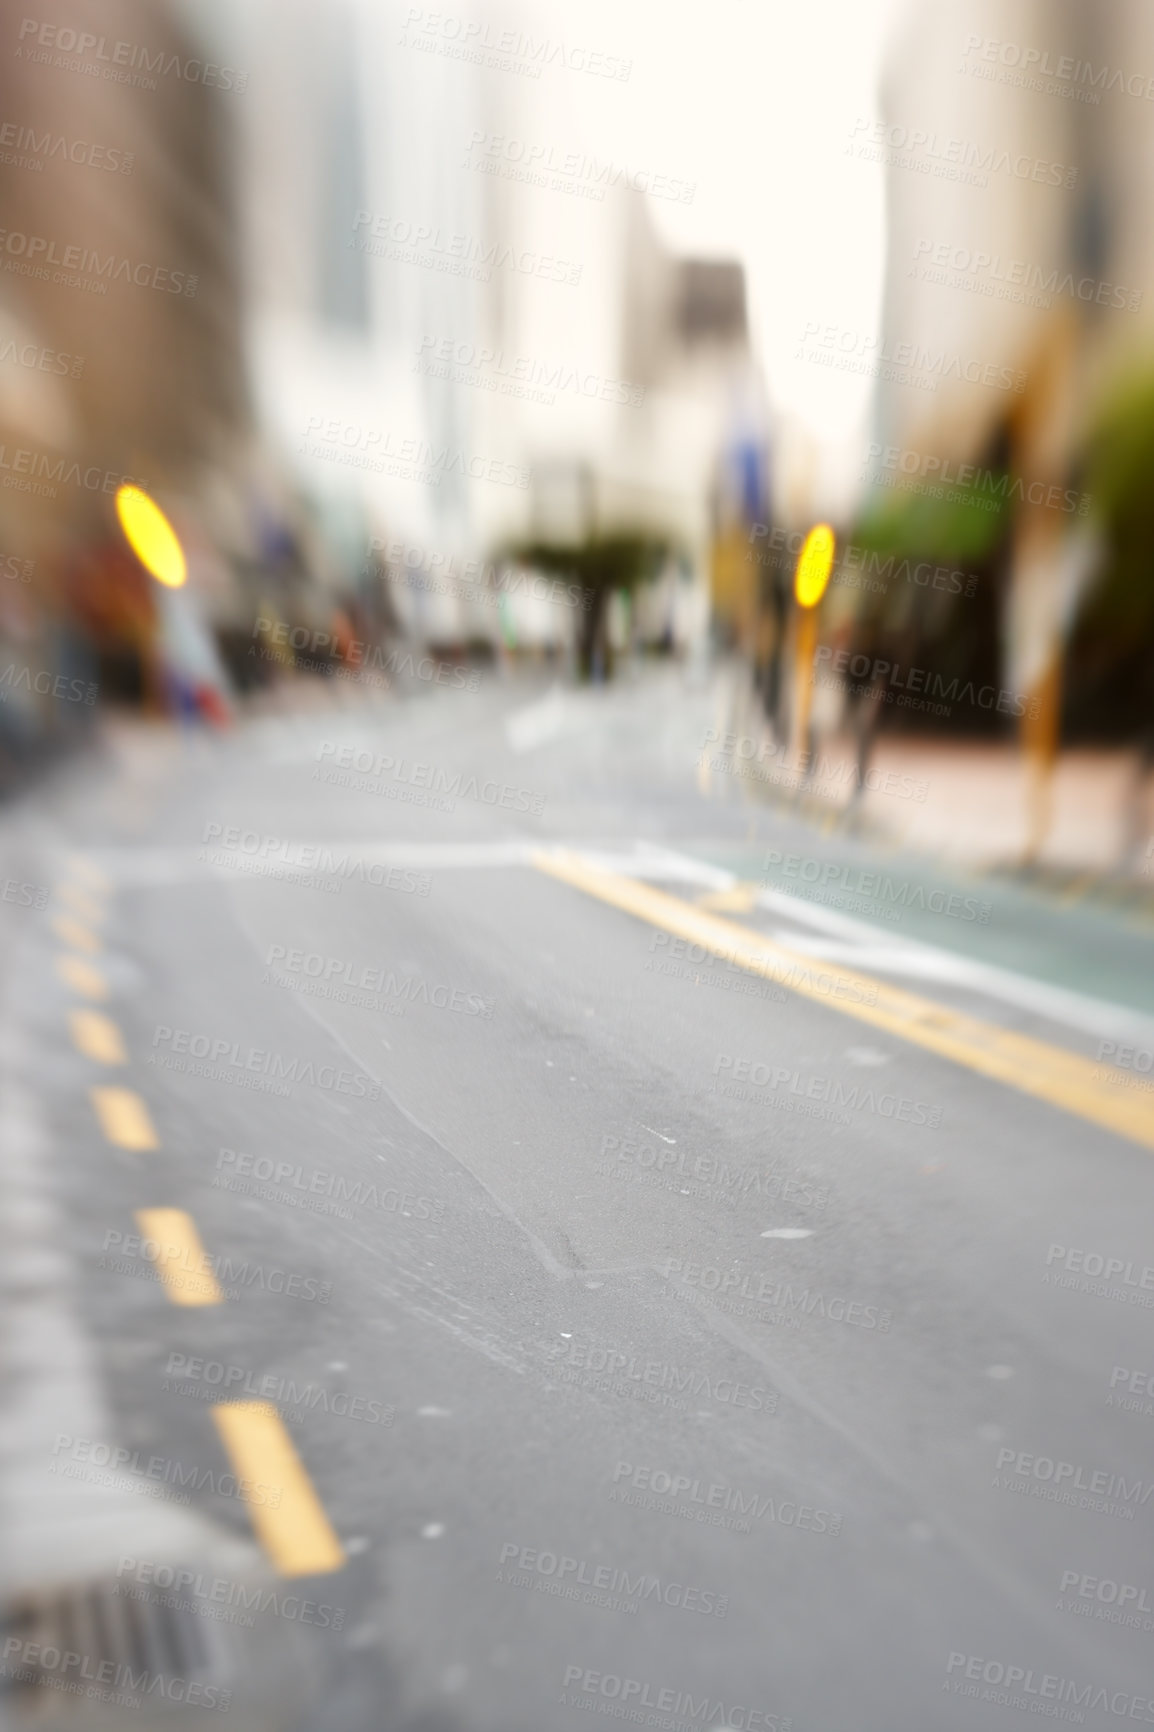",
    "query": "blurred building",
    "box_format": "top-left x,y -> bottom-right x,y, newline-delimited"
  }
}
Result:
188,0 -> 735,666
868,0 -> 1154,768
0,0 -> 252,751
